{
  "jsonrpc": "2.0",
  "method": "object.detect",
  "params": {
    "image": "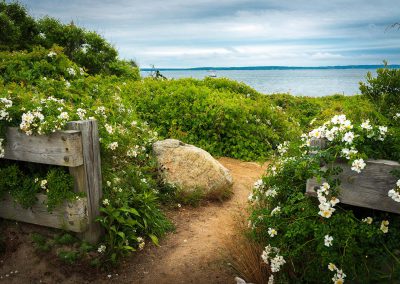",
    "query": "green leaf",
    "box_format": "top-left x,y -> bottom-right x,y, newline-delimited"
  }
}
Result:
148,234 -> 159,246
